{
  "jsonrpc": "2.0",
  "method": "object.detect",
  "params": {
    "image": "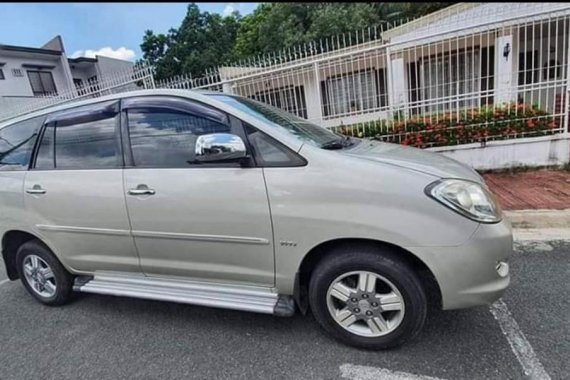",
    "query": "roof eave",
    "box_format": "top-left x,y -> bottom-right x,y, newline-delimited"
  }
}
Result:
0,45 -> 63,56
